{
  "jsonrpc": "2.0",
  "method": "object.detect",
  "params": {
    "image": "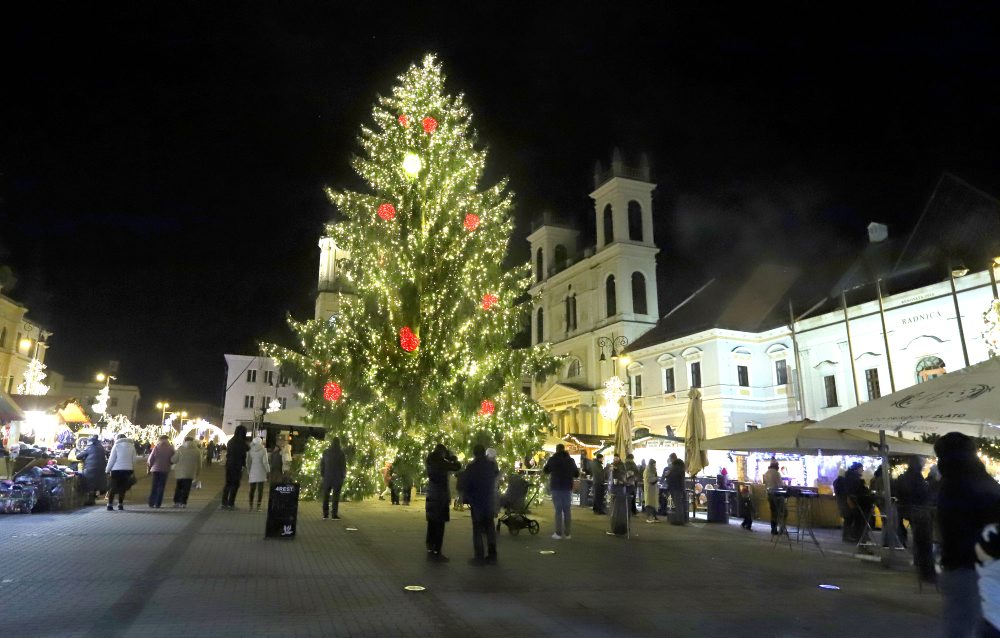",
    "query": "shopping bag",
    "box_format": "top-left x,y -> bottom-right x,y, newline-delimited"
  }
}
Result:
193,480 -> 202,490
